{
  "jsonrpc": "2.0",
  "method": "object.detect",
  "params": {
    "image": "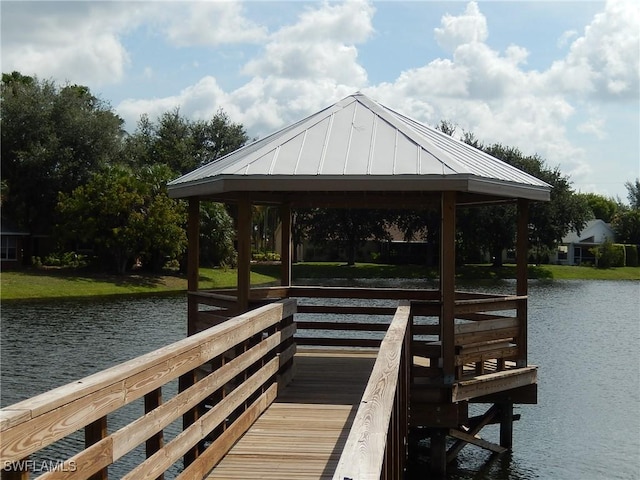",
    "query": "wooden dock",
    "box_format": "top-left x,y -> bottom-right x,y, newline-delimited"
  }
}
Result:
206,351 -> 375,479
0,289 -> 537,480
